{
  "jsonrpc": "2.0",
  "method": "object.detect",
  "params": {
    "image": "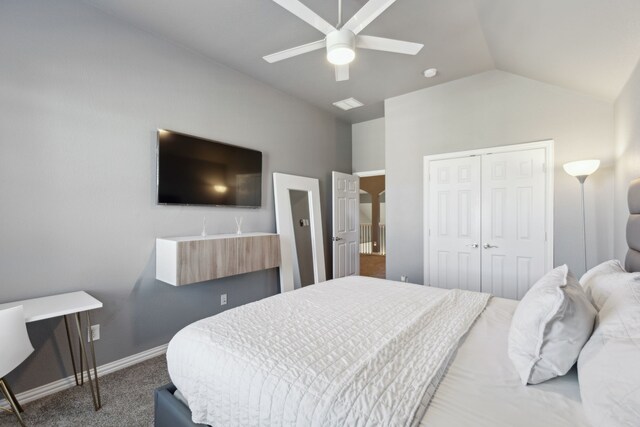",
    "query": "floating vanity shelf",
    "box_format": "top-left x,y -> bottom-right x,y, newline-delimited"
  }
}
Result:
156,232 -> 281,286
